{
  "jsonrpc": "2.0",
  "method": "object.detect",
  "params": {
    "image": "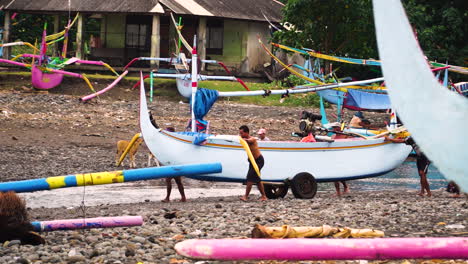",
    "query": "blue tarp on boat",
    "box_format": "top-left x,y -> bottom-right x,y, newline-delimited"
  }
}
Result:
346,89 -> 391,110
189,88 -> 219,132
175,131 -> 212,145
